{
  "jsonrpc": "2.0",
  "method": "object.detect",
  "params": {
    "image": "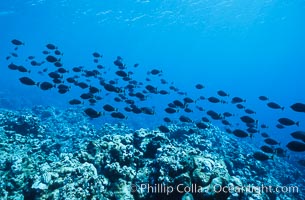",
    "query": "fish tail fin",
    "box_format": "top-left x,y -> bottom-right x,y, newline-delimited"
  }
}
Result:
296,121 -> 300,127
36,82 -> 40,86
281,107 -> 285,111
28,70 -> 31,73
